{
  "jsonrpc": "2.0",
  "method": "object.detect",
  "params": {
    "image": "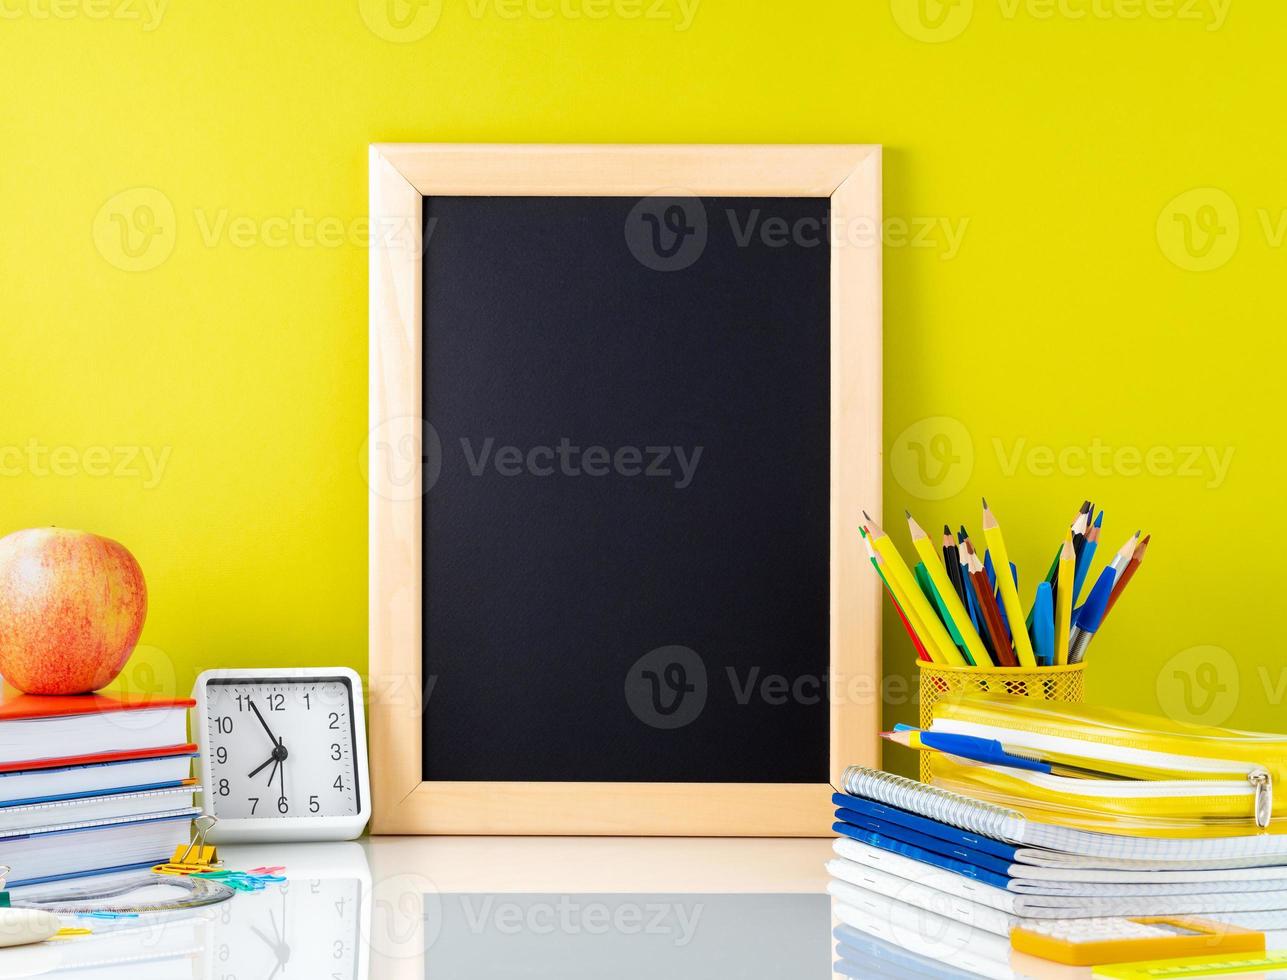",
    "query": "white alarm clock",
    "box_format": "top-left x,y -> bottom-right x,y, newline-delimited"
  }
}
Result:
192,667 -> 371,842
